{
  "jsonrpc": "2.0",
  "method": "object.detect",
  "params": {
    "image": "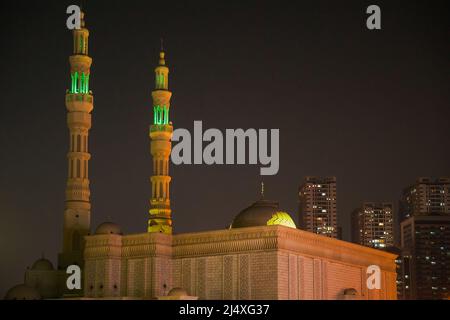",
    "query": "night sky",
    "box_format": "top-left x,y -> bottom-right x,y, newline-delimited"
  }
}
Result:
0,0 -> 448,296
